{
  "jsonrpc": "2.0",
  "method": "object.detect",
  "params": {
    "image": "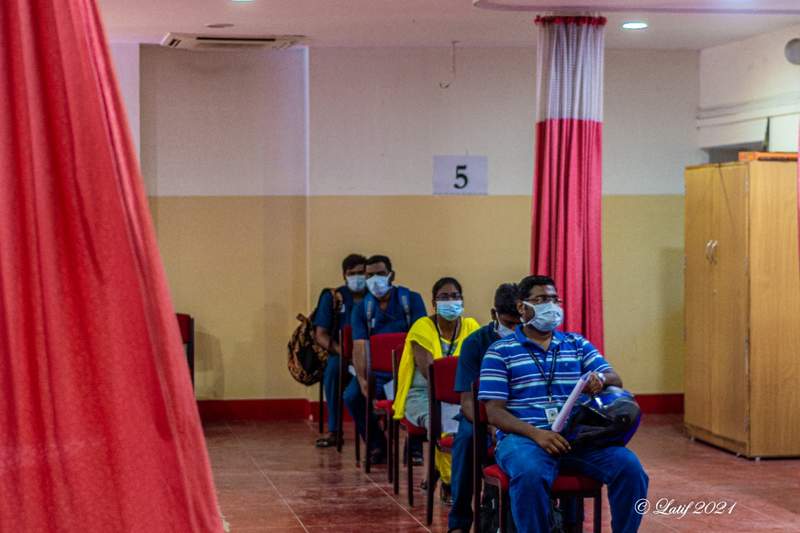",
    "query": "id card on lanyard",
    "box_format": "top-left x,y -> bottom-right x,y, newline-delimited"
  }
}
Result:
524,344 -> 561,427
